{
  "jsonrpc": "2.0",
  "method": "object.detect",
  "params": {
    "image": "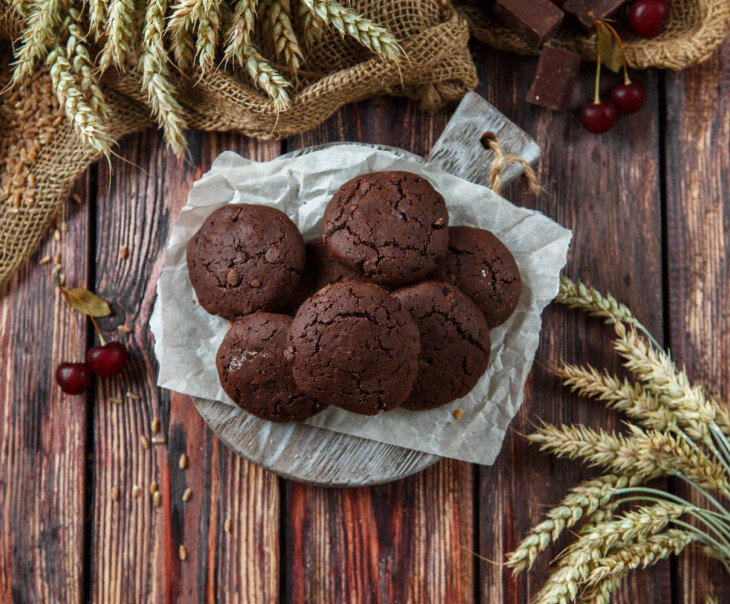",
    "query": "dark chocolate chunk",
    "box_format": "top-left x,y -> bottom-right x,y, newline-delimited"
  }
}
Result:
494,0 -> 564,47
563,0 -> 628,29
526,46 -> 582,111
